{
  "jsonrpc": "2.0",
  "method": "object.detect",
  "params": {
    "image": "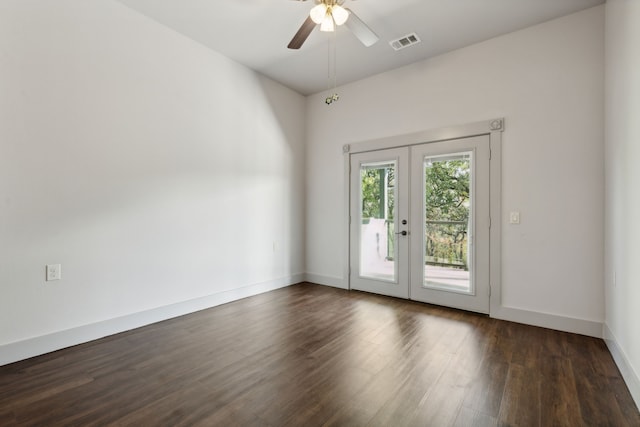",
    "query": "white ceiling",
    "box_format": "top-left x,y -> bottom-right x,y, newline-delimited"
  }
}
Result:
116,0 -> 604,95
